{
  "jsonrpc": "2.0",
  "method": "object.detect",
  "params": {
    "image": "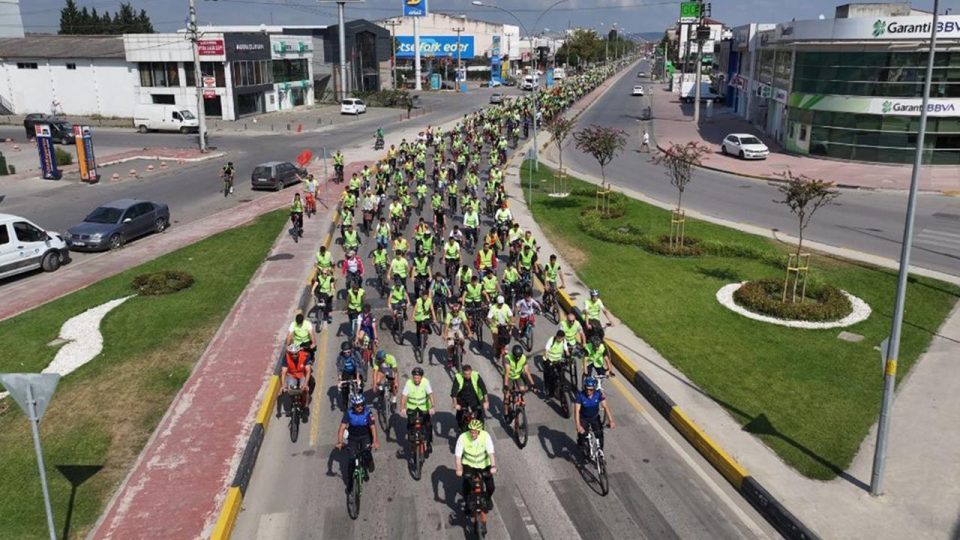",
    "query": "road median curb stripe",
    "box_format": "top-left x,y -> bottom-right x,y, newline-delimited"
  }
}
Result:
668,407 -> 748,489
211,486 -> 242,540
255,375 -> 280,426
